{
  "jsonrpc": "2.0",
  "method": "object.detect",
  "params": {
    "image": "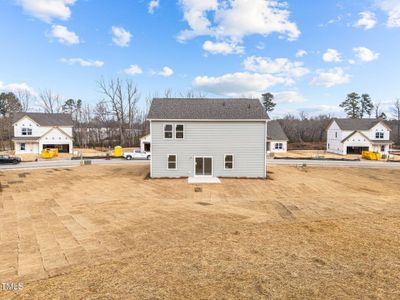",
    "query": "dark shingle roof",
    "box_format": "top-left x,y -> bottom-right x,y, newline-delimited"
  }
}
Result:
13,112 -> 73,126
267,120 -> 288,141
147,98 -> 268,120
333,118 -> 388,131
11,136 -> 41,141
